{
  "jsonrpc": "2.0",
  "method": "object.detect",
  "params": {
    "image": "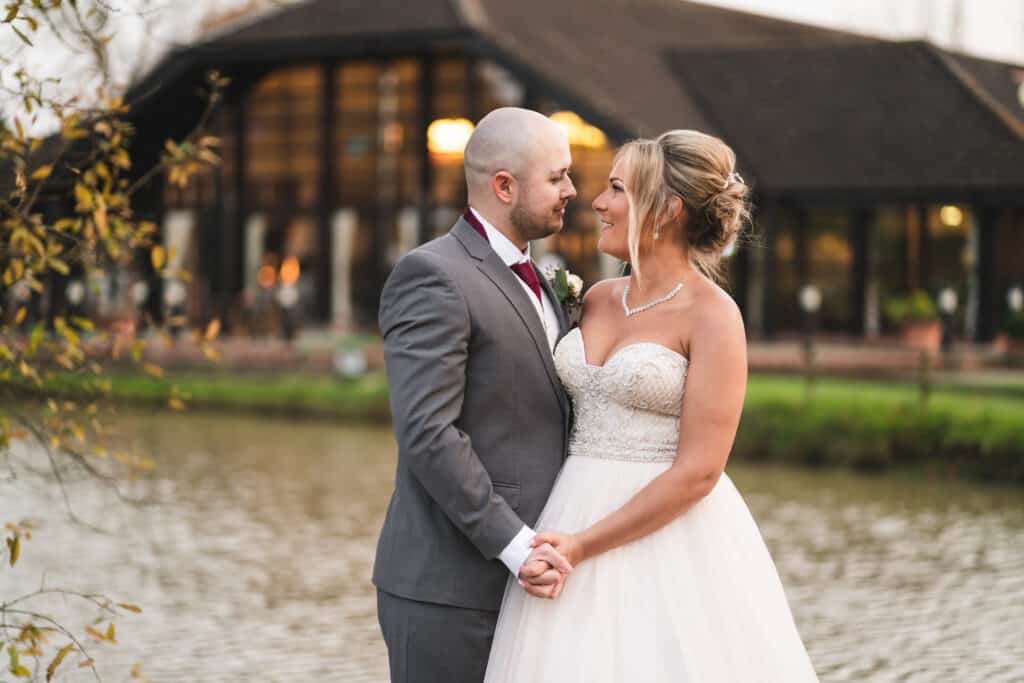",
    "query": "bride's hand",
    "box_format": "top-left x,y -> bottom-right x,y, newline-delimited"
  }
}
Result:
531,531 -> 585,567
